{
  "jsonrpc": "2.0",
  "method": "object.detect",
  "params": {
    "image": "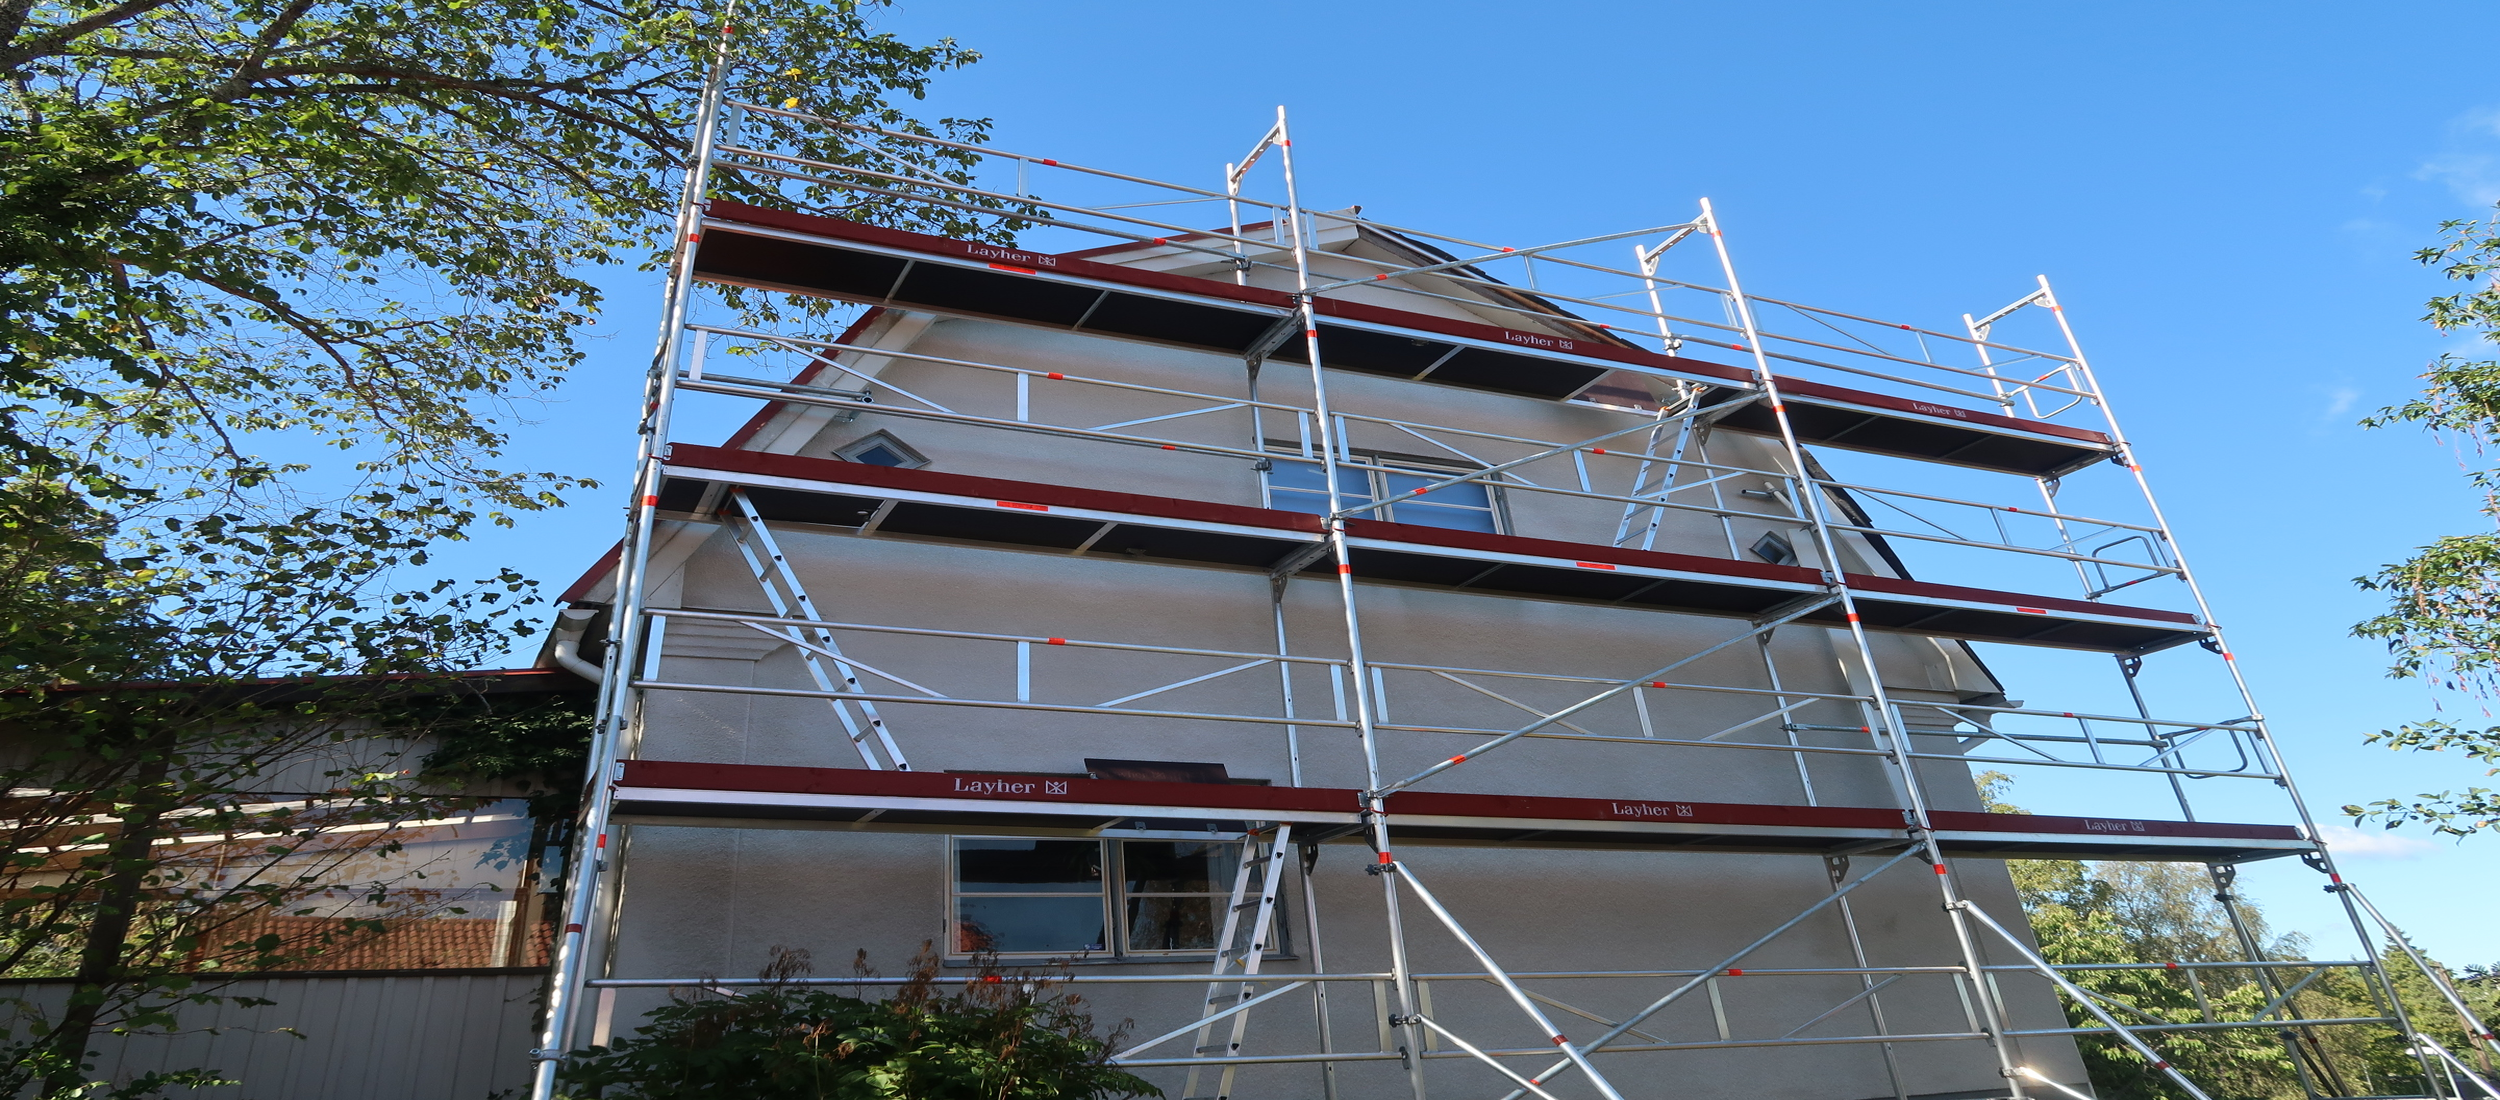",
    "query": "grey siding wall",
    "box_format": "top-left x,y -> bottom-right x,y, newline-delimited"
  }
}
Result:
7,971 -> 539,1100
